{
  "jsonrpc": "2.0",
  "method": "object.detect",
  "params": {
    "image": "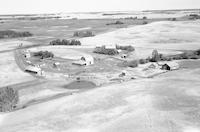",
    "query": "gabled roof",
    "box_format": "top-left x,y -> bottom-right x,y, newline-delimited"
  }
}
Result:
158,61 -> 179,68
